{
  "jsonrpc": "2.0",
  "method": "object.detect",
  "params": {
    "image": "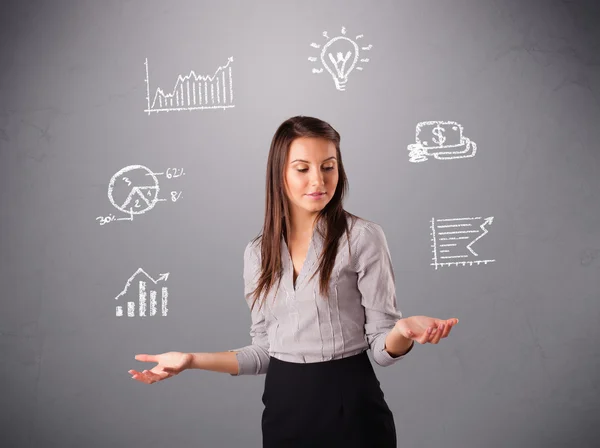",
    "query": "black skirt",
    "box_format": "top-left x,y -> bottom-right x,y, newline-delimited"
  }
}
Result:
261,350 -> 397,447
